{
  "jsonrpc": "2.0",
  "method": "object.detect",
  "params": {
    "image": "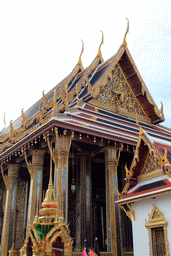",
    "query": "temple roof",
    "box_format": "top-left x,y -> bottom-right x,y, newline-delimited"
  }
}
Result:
117,175 -> 171,205
0,30 -> 167,158
117,124 -> 171,203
